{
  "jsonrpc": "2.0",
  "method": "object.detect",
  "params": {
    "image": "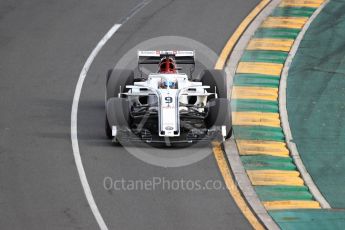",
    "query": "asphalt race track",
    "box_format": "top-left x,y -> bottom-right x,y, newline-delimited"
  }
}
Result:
0,0 -> 259,229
